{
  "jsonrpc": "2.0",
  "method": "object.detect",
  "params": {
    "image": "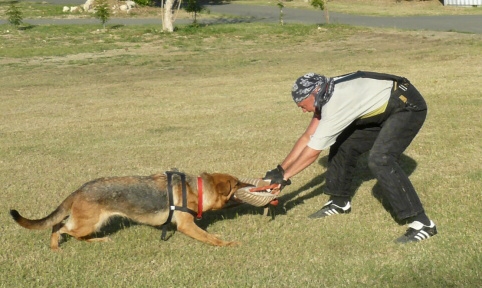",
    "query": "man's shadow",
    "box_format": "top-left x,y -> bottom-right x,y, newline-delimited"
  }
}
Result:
198,153 -> 418,229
